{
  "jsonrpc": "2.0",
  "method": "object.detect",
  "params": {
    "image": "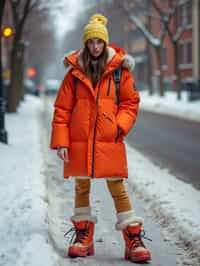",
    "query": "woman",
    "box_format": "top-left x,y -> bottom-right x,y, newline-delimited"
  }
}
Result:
50,13 -> 152,263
